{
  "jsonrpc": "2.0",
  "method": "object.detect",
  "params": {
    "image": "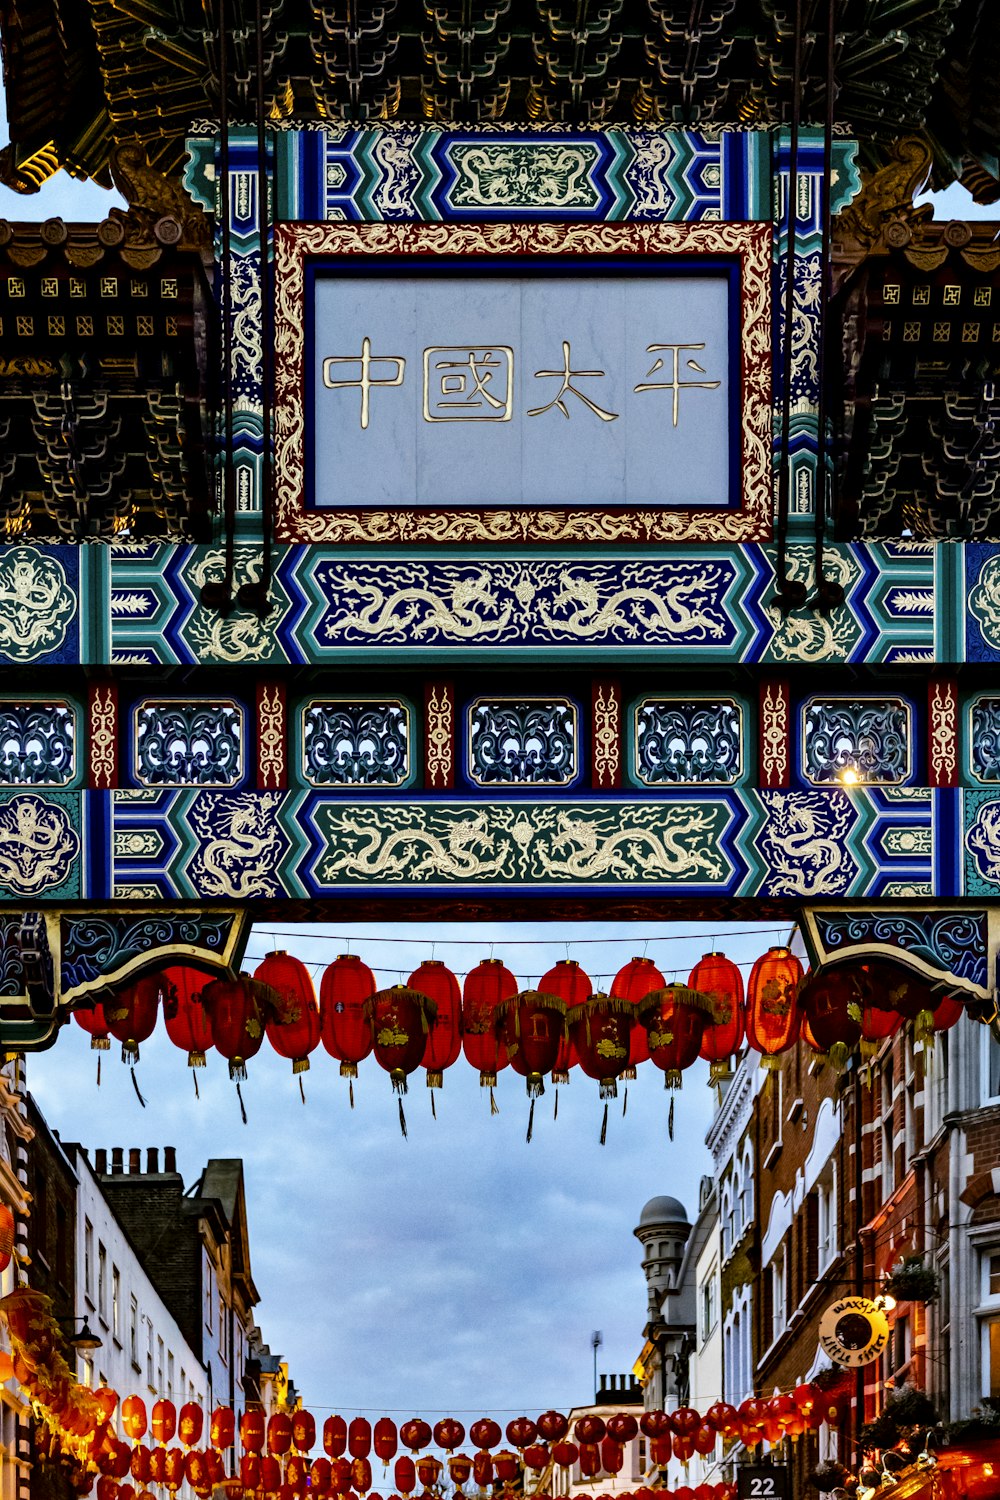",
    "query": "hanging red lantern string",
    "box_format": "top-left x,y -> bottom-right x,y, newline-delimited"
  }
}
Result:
640,984 -> 710,1091
846,967 -> 903,1058
498,990 -> 565,1142
349,1417 -> 372,1458
448,1454 -> 473,1486
433,1418 -> 465,1452
858,960 -> 941,1043
610,956 -> 665,1076
470,1418 -> 501,1451
399,1419 -> 431,1452
292,1409 -> 316,1454
178,1401 -> 203,1447
411,960 -> 462,1115
105,974 -> 160,1066
800,968 -> 862,1070
366,986 -> 436,1137
394,1457 -> 416,1494
320,953 -> 376,1105
374,1417 -> 398,1466
74,998 -> 111,1083
537,960 -> 589,1113
122,1395 -> 147,1443
569,994 -> 633,1144
160,967 -> 214,1086
203,973 -> 272,1083
257,951 -> 321,1085
689,952 -> 744,1084
210,1406 -> 235,1451
746,945 -> 803,1068
462,959 -> 517,1111
537,1412 -> 568,1443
